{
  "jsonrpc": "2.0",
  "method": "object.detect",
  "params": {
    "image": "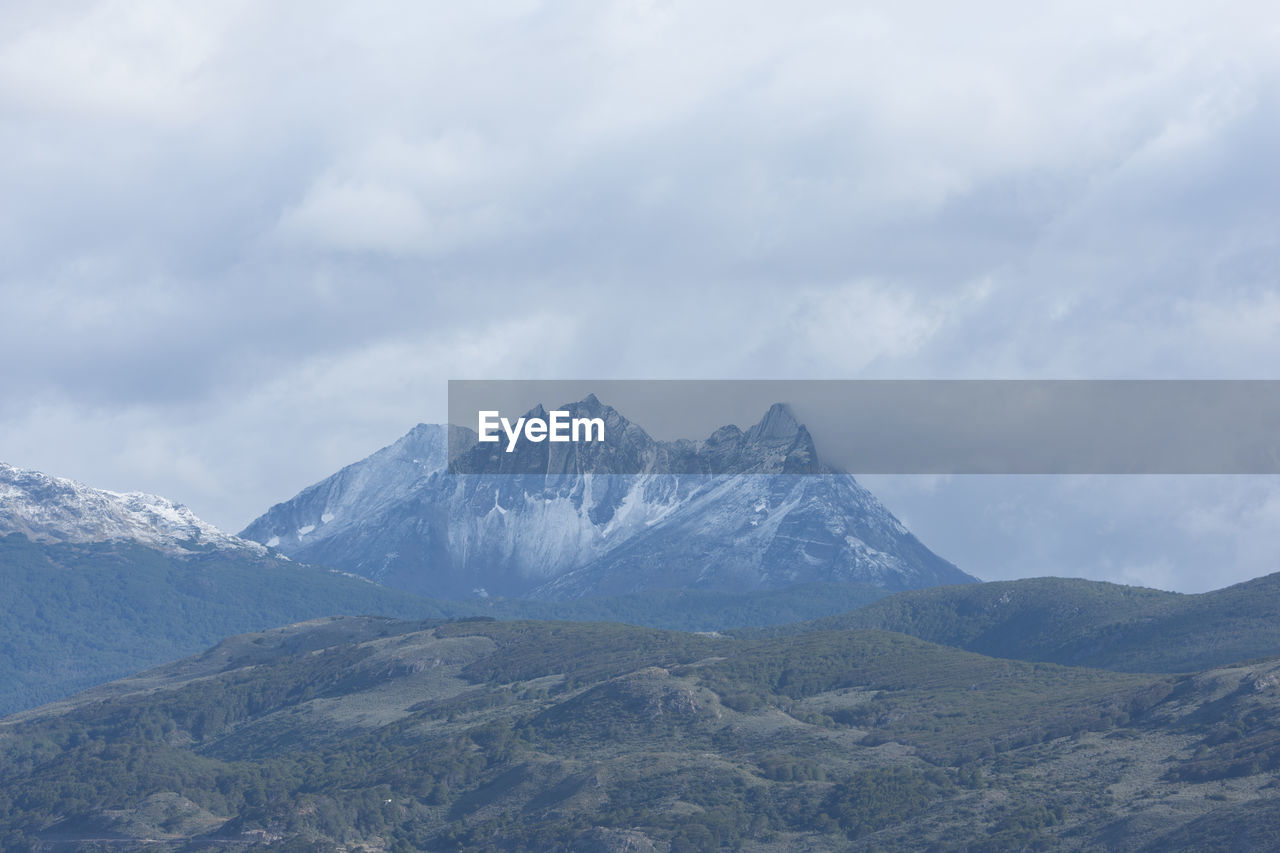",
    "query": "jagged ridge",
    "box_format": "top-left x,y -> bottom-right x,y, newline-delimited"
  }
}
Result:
240,399 -> 976,599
